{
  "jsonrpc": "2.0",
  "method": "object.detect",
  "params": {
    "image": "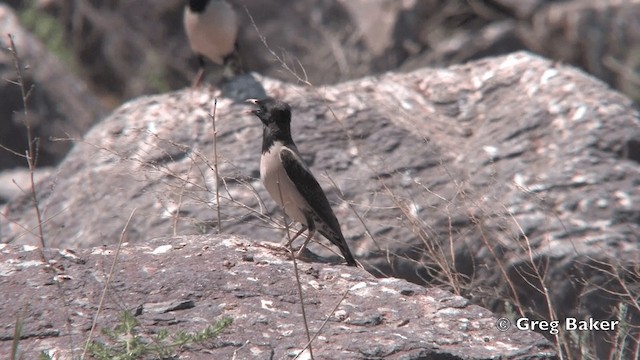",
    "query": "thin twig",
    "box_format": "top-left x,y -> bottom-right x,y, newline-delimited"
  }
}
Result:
275,173 -> 314,359
210,99 -> 223,233
504,206 -> 566,360
81,208 -> 137,359
294,288 -> 351,360
173,159 -> 193,236
243,6 -> 312,86
1,205 -> 69,244
0,143 -> 26,158
7,34 -> 46,256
